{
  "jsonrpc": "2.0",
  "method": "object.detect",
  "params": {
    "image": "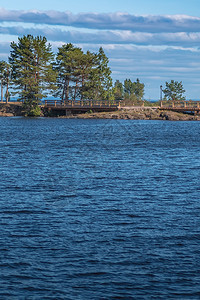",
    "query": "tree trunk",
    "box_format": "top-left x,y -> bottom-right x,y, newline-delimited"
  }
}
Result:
81,73 -> 85,101
1,80 -> 3,102
74,80 -> 78,101
6,78 -> 9,104
66,80 -> 69,101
